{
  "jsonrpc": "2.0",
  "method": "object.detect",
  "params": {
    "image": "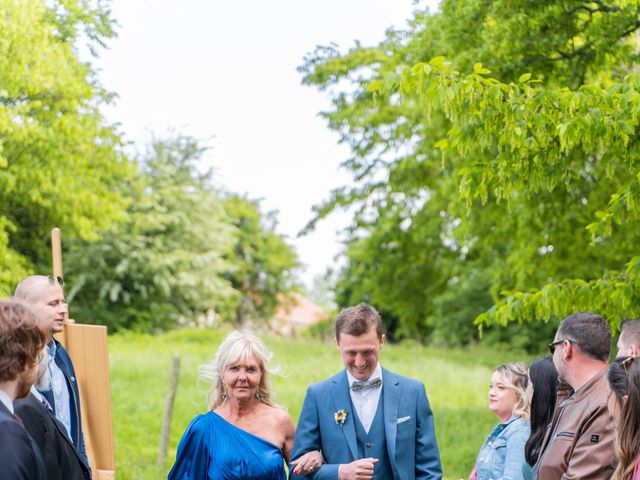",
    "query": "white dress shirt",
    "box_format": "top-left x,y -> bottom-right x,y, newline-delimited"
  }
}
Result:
44,339 -> 72,441
347,363 -> 383,433
0,388 -> 14,414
